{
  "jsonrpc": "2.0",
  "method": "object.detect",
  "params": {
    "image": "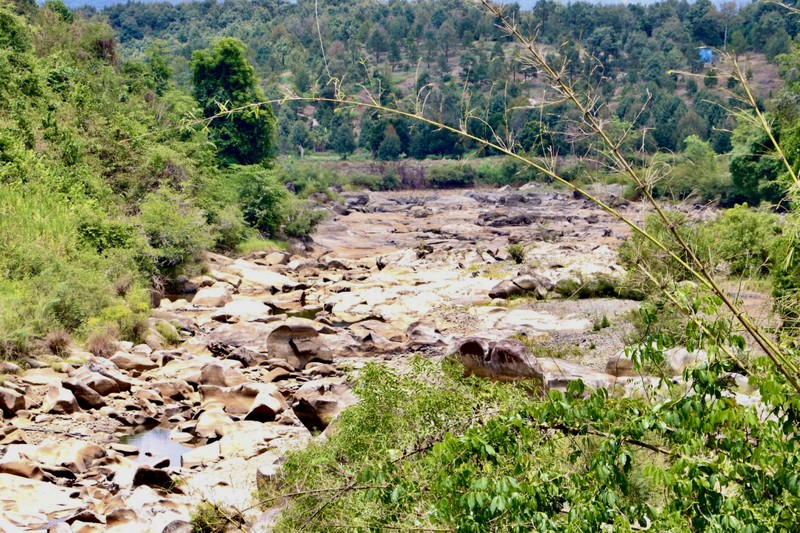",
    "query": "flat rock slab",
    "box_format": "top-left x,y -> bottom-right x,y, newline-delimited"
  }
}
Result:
0,473 -> 83,530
